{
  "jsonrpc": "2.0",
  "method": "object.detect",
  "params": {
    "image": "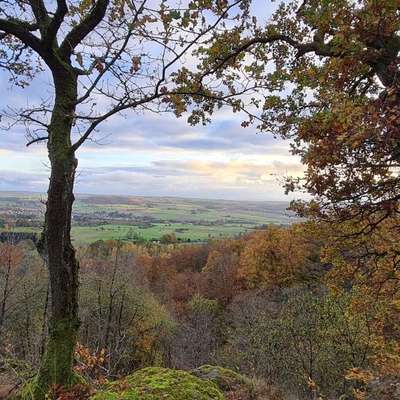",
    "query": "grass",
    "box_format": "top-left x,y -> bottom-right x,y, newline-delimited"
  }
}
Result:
126,222 -> 254,241
12,223 -> 254,244
2,192 -> 298,245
